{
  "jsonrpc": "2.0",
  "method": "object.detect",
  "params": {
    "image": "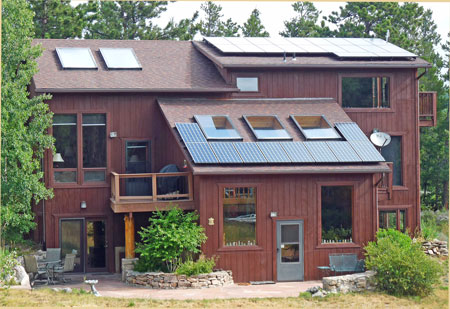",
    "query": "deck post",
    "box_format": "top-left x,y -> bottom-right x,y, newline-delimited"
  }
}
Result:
124,212 -> 135,258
